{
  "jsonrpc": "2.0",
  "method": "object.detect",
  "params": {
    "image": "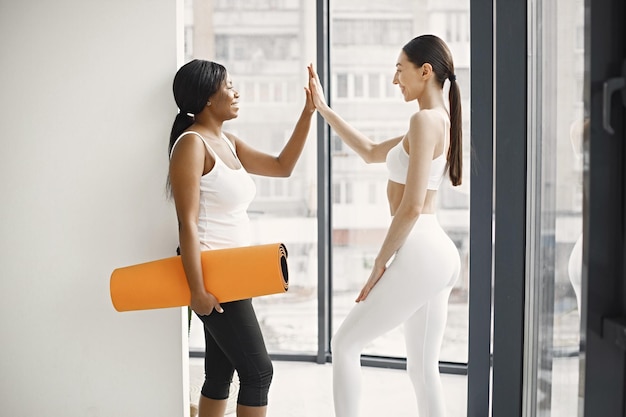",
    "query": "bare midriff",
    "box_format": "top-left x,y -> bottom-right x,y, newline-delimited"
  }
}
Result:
387,180 -> 437,216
